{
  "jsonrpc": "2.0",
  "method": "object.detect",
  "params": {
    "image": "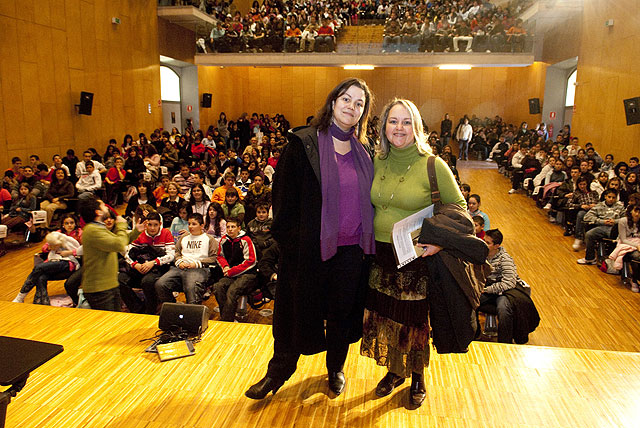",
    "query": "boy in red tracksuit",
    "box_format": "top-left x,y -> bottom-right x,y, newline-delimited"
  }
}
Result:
119,211 -> 175,314
213,217 -> 258,321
